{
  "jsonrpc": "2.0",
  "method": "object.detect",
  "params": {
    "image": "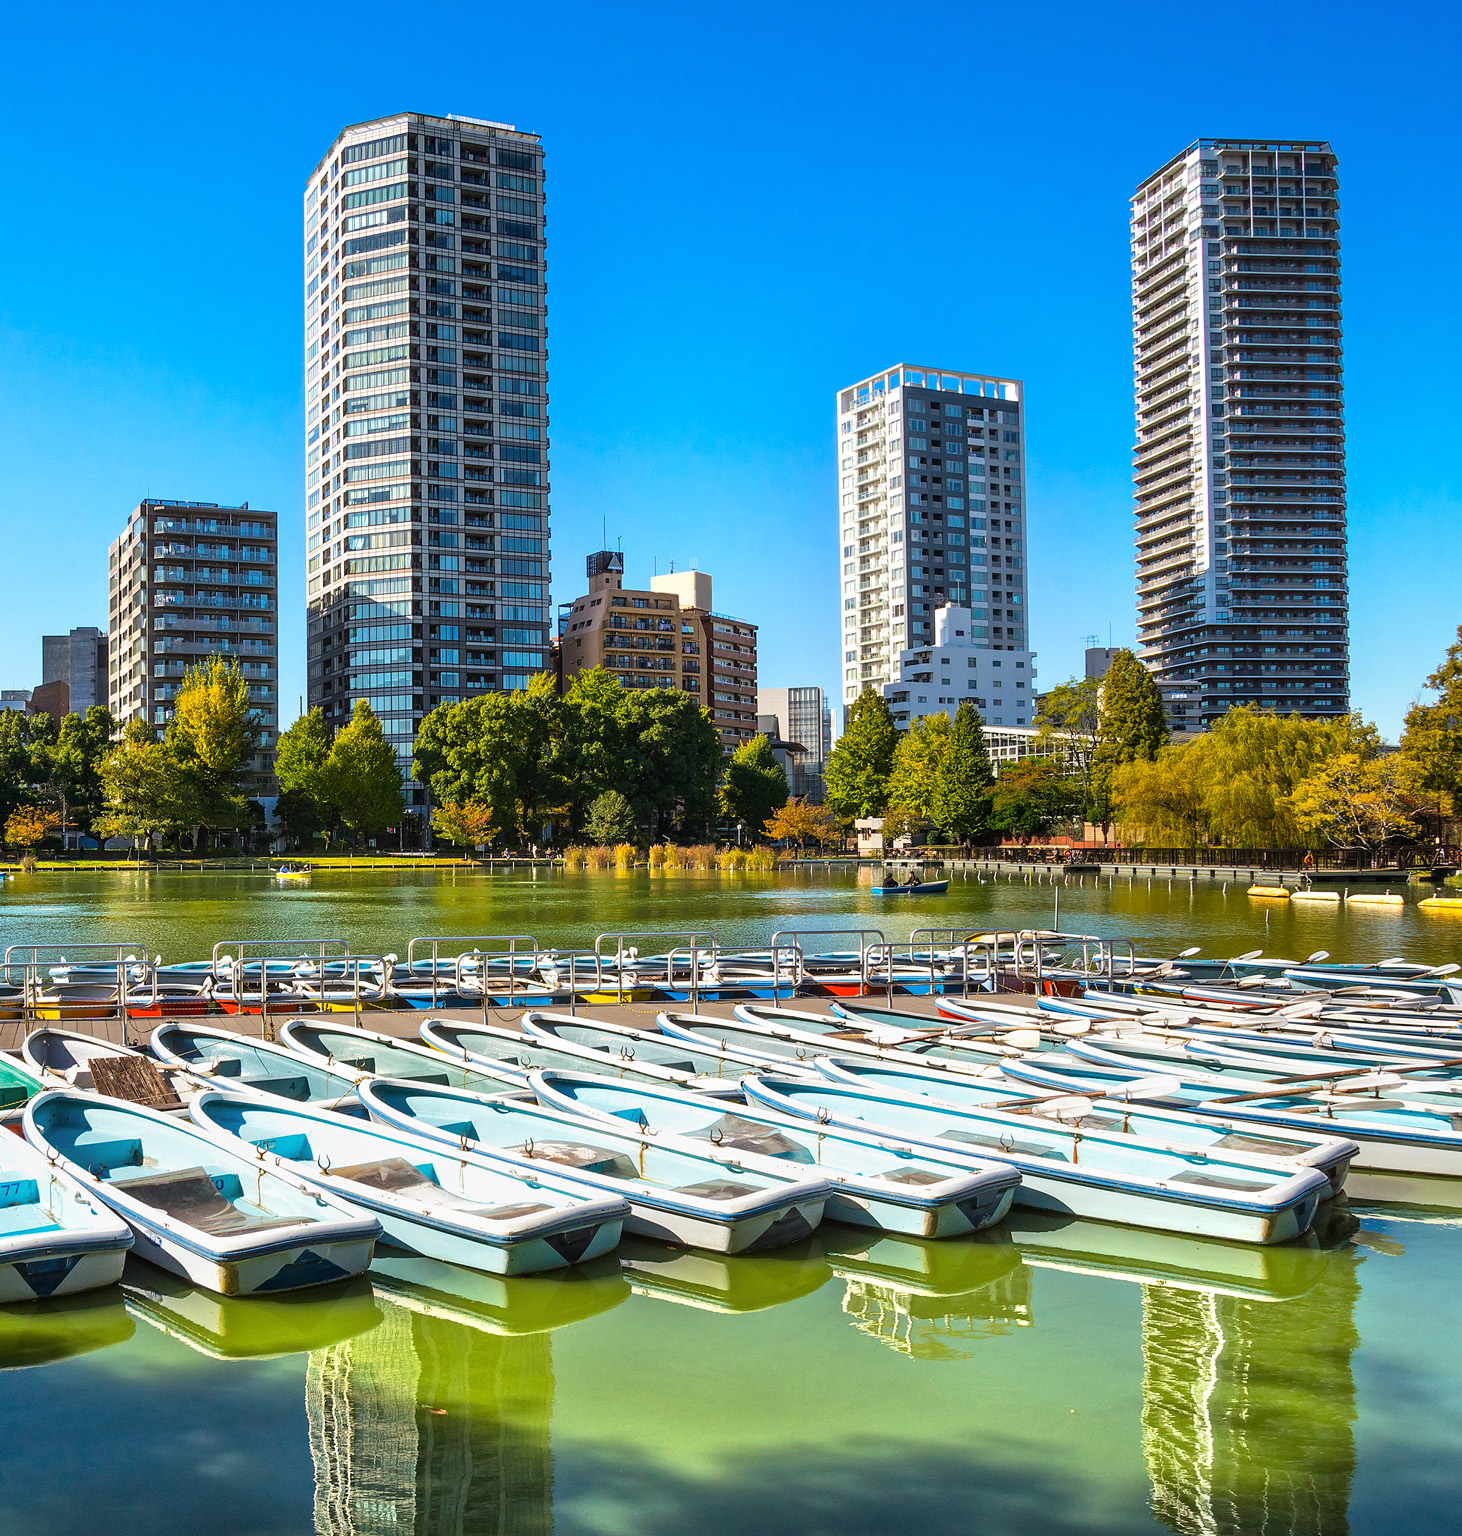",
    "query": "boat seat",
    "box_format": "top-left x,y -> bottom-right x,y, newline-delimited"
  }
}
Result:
1211,1131 -> 1314,1159
0,1085 -> 29,1110
197,1056 -> 244,1077
70,1134 -> 145,1172
0,1206 -> 60,1238
685,1114 -> 809,1160
111,1166 -> 314,1234
873,1167 -> 949,1187
519,1141 -> 638,1178
331,1156 -> 550,1221
1170,1169 -> 1276,1192
401,1070 -> 453,1086
937,1127 -> 1066,1160
673,1177 -> 764,1202
0,1176 -> 40,1208
237,1074 -> 315,1101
